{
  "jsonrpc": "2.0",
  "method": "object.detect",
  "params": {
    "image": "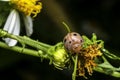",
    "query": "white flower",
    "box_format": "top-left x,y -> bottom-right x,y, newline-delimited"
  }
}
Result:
1,0 -> 42,46
3,9 -> 33,46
